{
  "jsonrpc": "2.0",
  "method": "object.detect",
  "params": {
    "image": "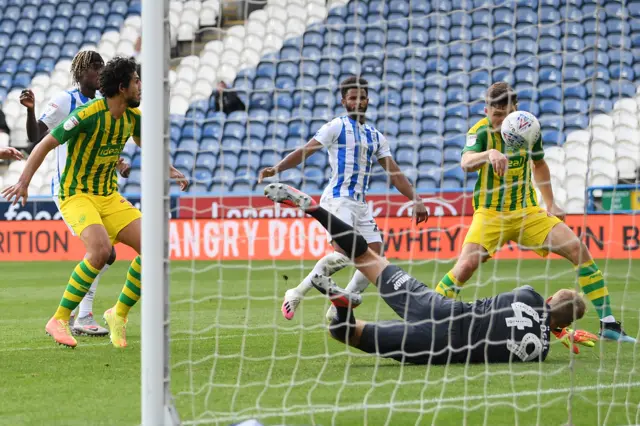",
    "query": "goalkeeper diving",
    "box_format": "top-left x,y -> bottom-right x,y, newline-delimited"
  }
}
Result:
265,183 -> 598,364
432,82 -> 635,348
